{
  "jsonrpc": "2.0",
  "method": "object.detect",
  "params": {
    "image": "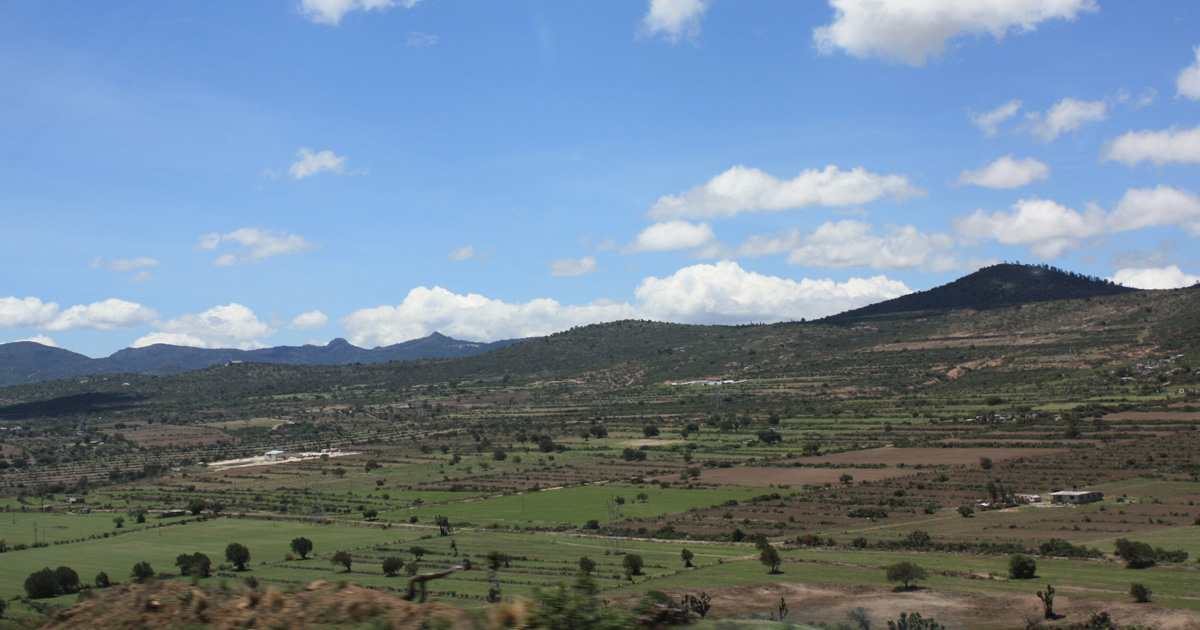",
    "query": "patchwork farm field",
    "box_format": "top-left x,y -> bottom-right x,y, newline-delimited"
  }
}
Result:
2,298 -> 1200,629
